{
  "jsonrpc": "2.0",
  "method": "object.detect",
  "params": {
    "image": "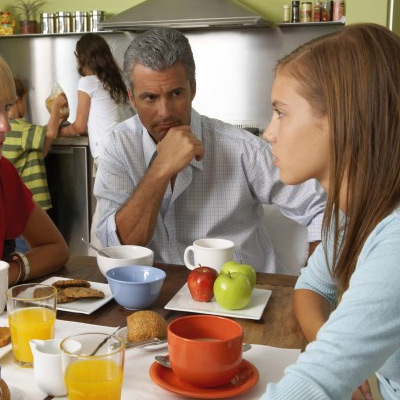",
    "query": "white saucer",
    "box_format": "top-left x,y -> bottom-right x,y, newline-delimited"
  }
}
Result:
9,386 -> 27,400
